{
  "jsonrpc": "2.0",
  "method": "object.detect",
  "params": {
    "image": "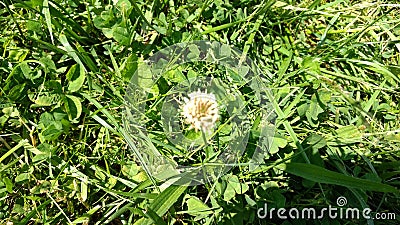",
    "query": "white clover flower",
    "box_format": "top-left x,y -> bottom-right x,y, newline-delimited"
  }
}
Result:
181,89 -> 219,132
